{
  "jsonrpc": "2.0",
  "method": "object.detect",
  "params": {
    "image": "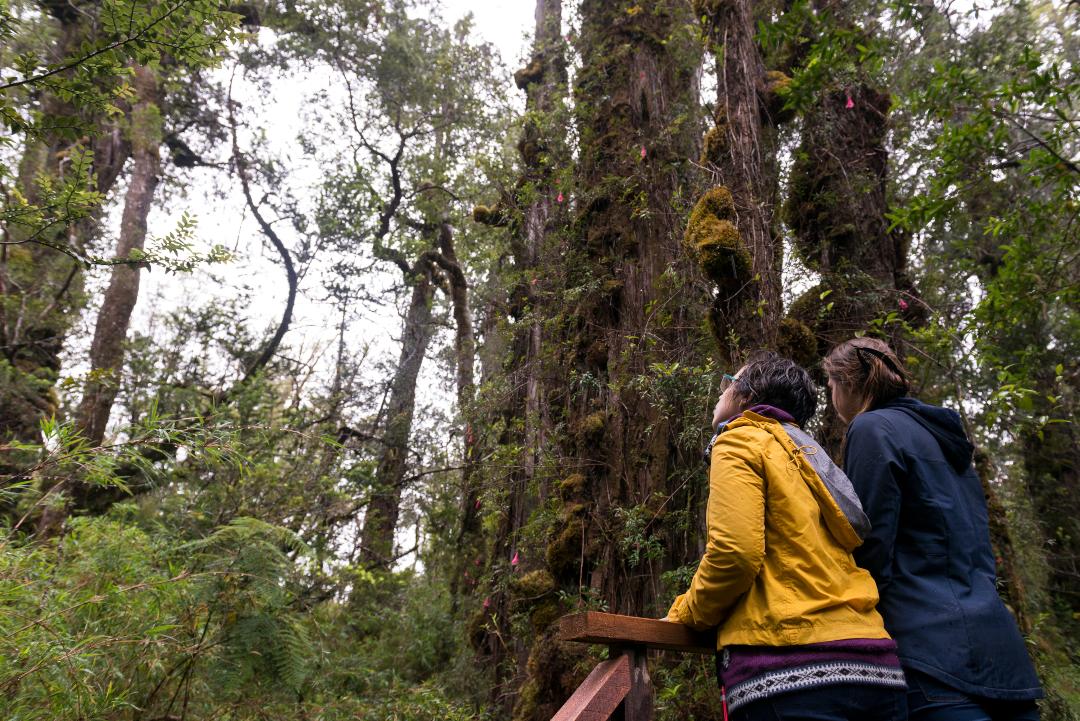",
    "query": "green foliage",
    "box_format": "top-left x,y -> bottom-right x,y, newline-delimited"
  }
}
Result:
0,0 -> 239,259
